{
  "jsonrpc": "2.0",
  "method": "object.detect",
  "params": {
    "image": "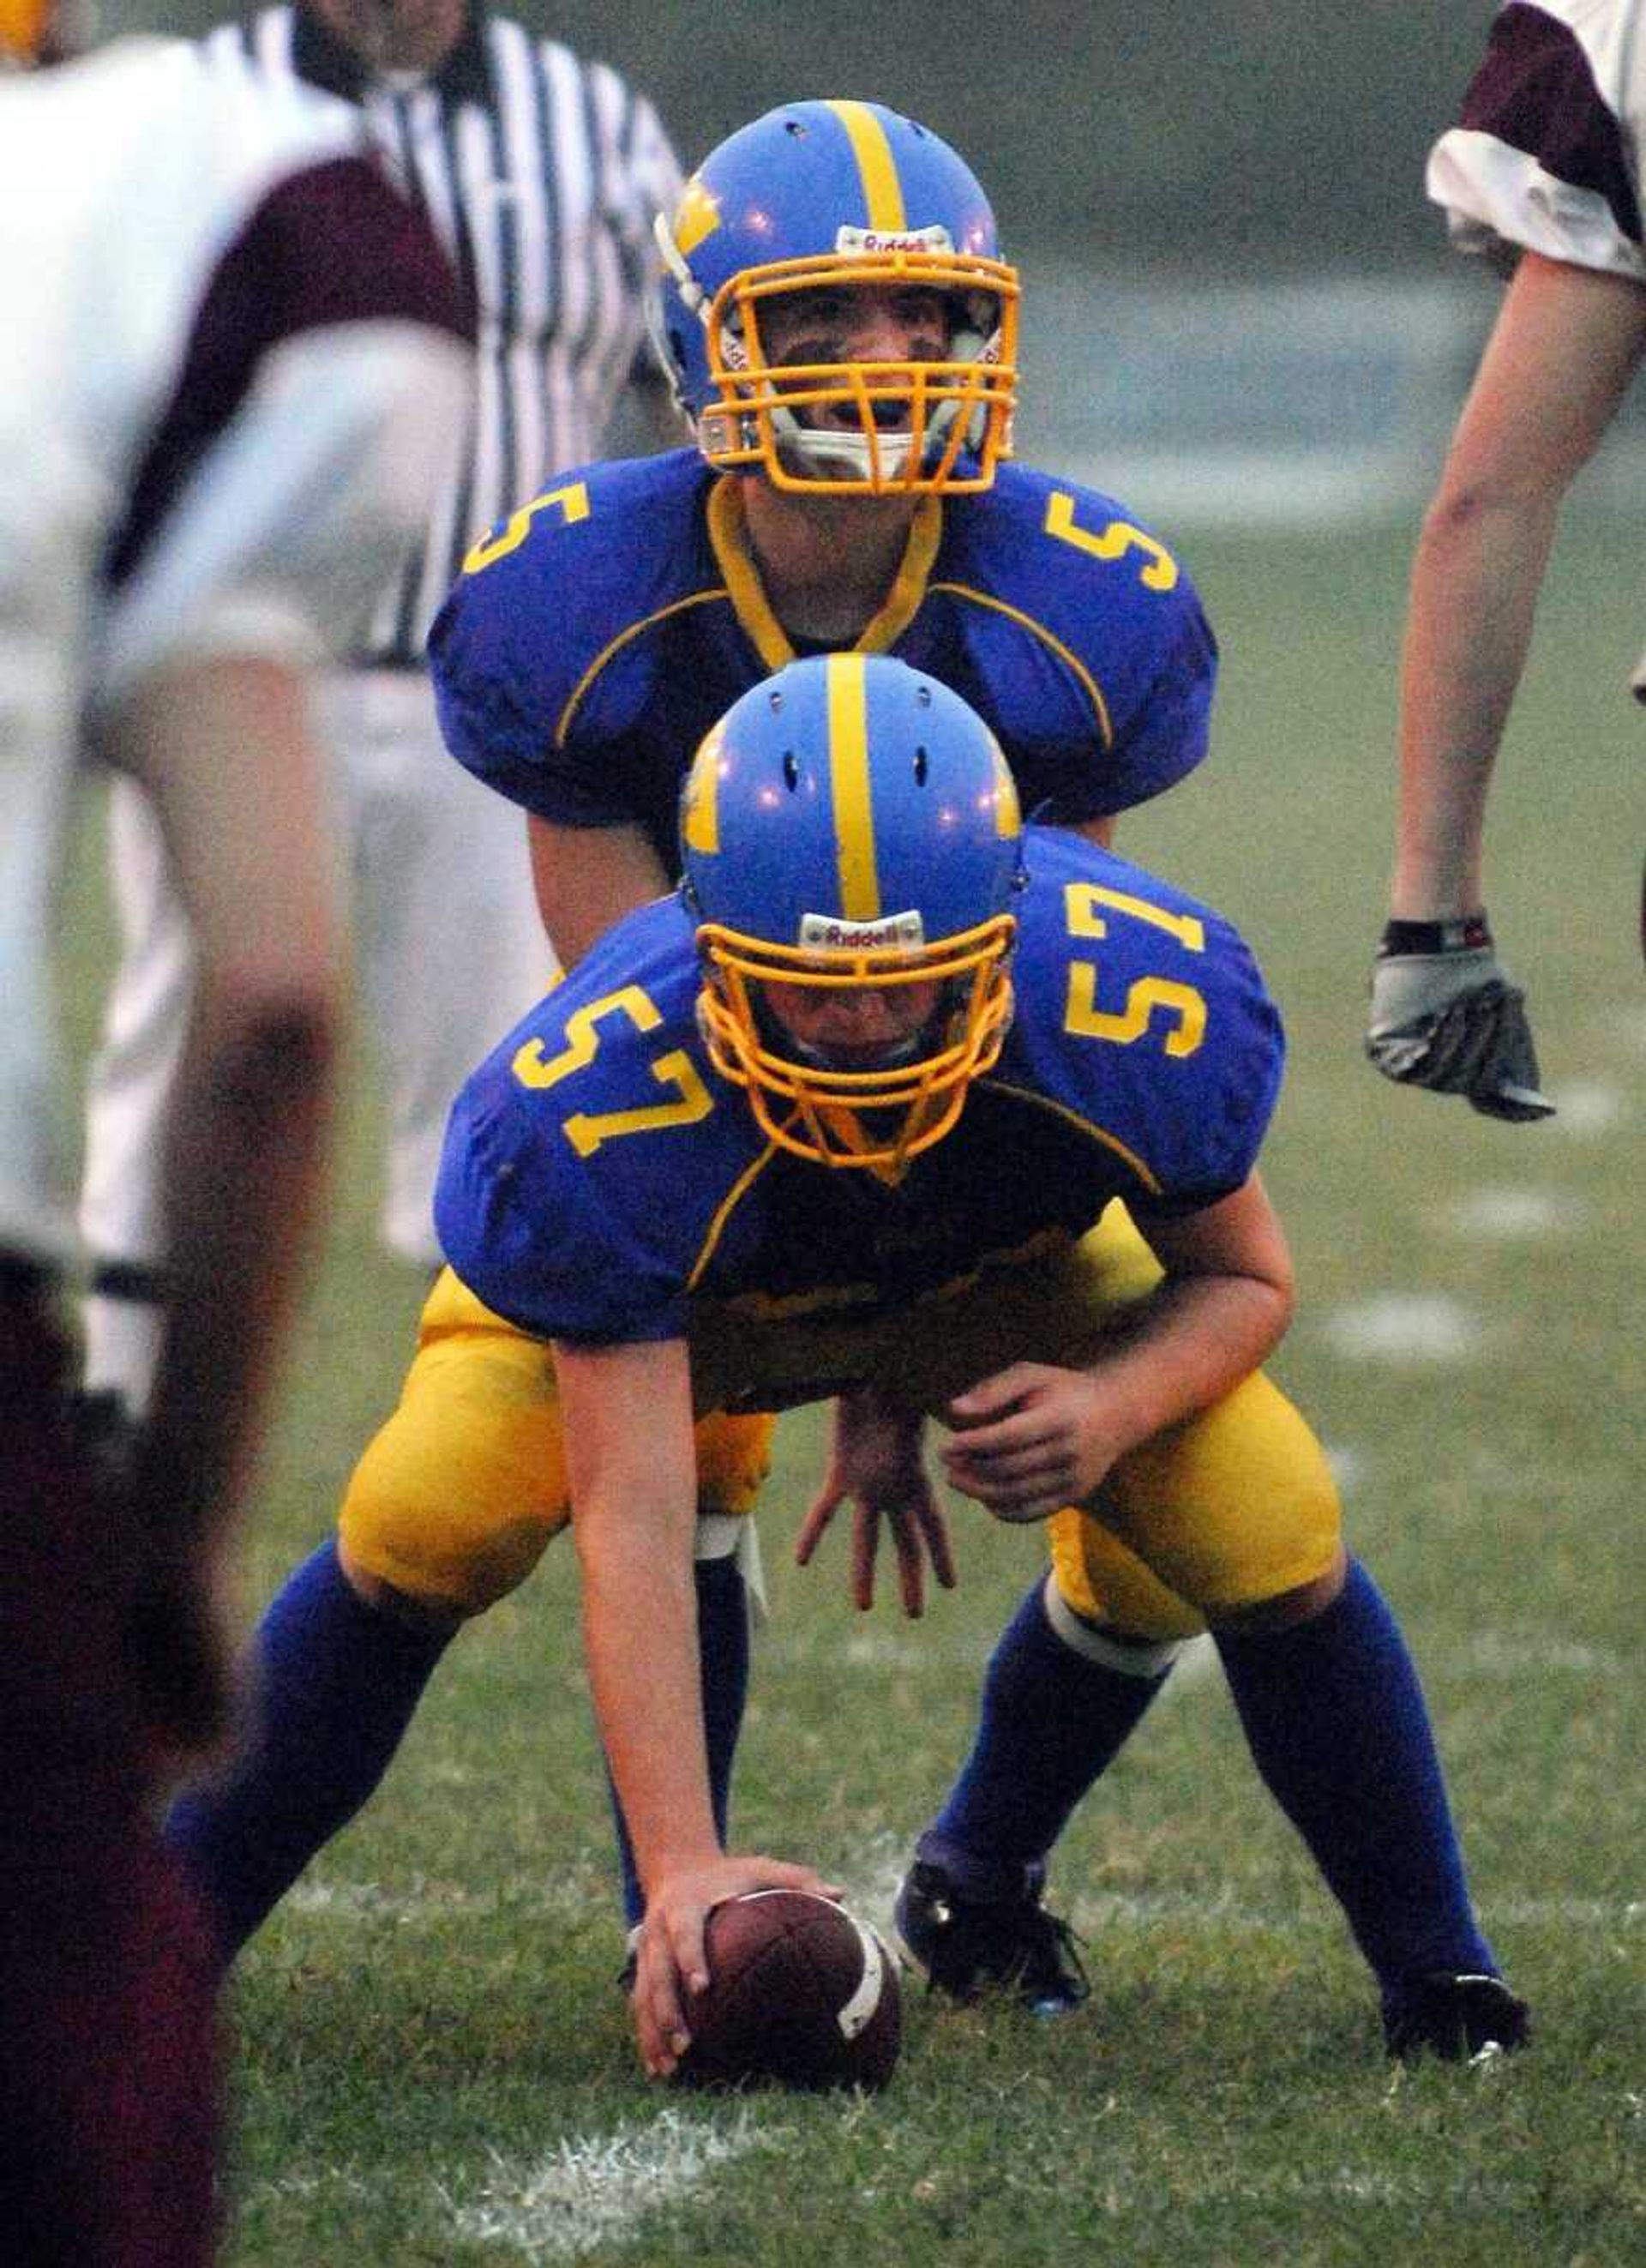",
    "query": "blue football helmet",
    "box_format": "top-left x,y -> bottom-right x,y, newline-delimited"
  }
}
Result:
650,99 -> 1018,495
682,653 -> 1024,1170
